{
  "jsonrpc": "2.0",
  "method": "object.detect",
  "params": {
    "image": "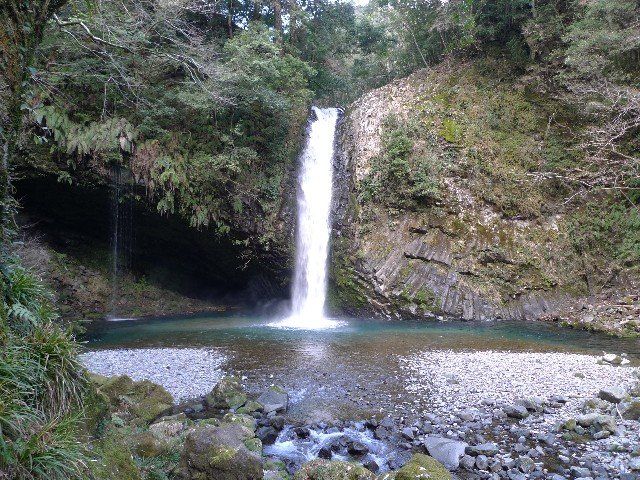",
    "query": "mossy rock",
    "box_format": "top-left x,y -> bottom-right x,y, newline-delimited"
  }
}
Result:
237,400 -> 264,414
131,430 -> 169,458
96,375 -> 174,425
223,412 -> 257,430
293,459 -> 377,480
205,376 -> 248,411
91,430 -> 143,480
382,454 -> 452,480
265,459 -> 291,480
180,423 -> 263,480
